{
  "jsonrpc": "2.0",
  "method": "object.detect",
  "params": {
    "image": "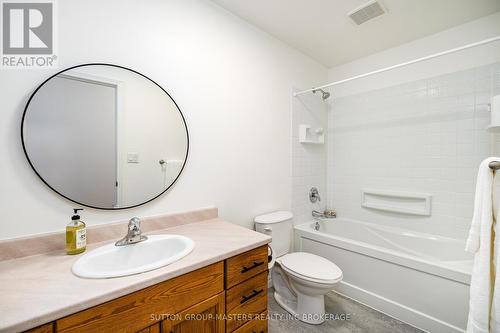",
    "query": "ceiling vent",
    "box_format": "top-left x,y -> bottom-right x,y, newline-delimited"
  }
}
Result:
348,0 -> 386,25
